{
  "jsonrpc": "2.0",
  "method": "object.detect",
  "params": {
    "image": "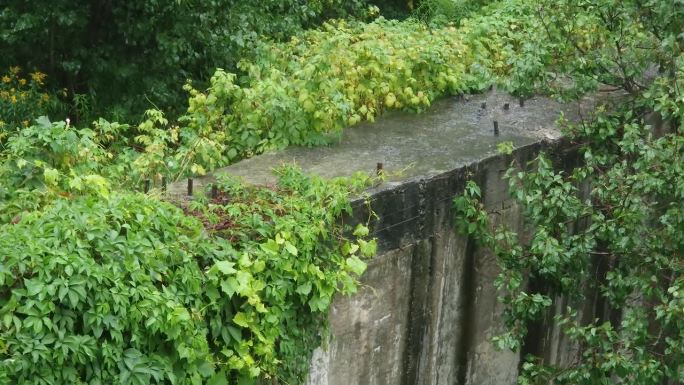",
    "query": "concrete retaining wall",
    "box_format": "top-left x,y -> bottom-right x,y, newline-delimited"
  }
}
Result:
304,141 -> 581,385
202,91 -> 599,384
